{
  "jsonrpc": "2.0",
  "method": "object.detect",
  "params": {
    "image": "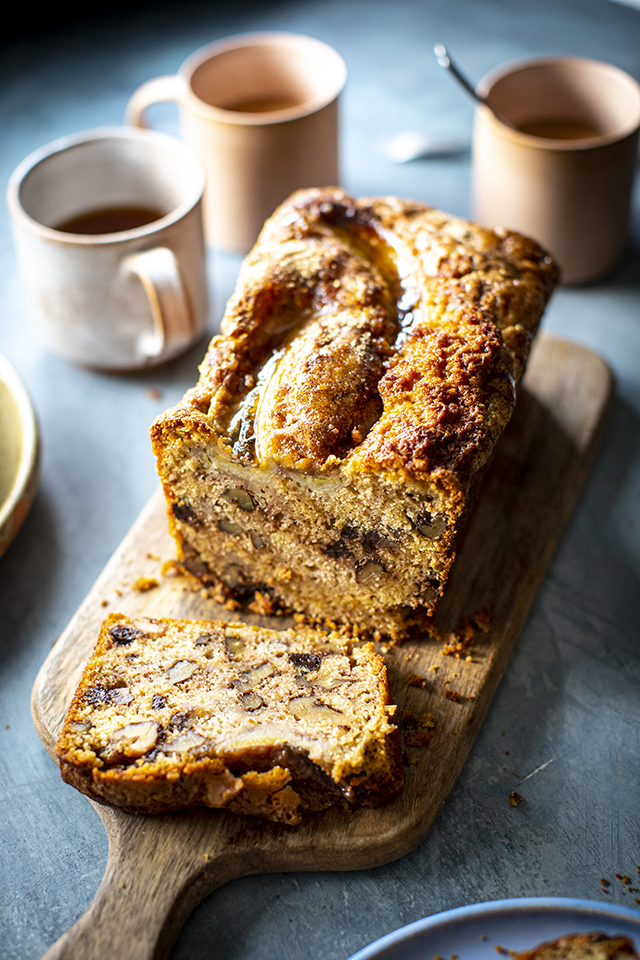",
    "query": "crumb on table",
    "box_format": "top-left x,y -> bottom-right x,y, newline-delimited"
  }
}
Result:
131,577 -> 159,593
402,710 -> 436,747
